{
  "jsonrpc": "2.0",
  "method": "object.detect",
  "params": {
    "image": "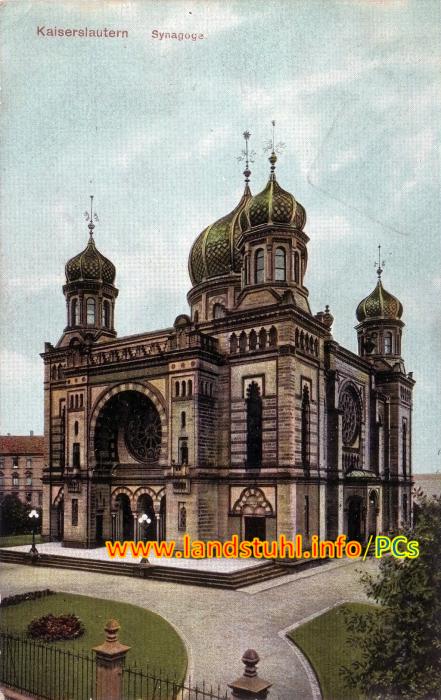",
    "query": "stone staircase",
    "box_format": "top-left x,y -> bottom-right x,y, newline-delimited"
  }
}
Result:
0,549 -> 287,589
